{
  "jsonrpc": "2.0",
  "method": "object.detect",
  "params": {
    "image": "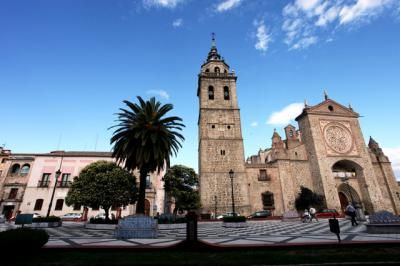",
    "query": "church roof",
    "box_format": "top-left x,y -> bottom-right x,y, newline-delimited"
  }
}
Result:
295,97 -> 359,121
